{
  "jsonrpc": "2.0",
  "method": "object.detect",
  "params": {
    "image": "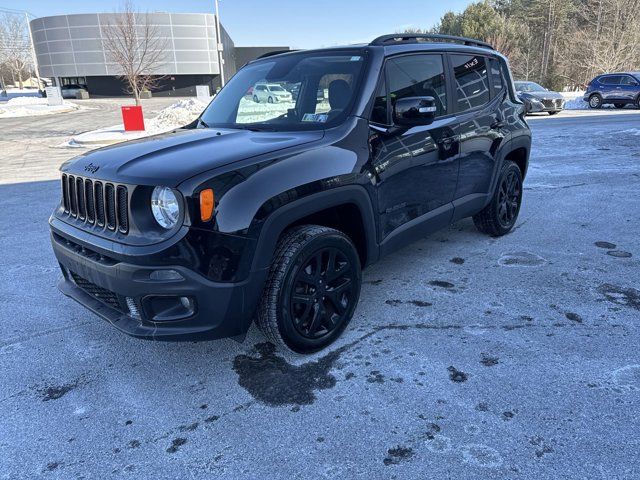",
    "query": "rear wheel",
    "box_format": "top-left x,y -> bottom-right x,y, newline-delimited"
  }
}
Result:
256,225 -> 362,353
473,160 -> 523,237
636,96 -> 640,108
548,111 -> 559,115
268,96 -> 274,103
614,103 -> 625,109
253,95 -> 259,103
589,94 -> 602,109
